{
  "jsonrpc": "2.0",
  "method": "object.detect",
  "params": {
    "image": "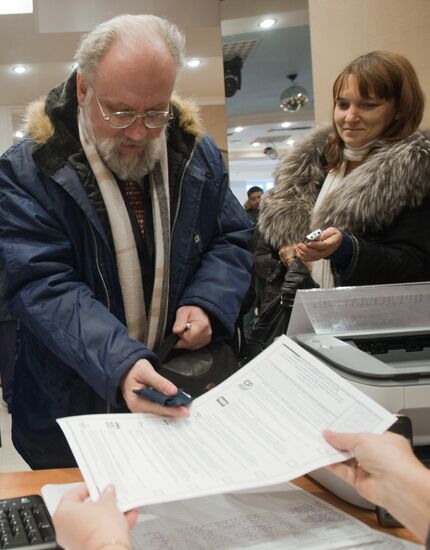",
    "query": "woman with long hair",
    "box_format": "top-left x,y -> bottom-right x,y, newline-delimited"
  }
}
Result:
259,51 -> 430,288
